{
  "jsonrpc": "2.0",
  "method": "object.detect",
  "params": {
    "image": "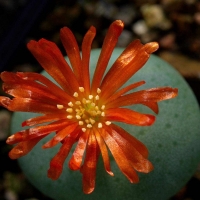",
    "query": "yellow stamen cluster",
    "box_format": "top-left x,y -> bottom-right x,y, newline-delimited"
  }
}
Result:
57,87 -> 111,132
